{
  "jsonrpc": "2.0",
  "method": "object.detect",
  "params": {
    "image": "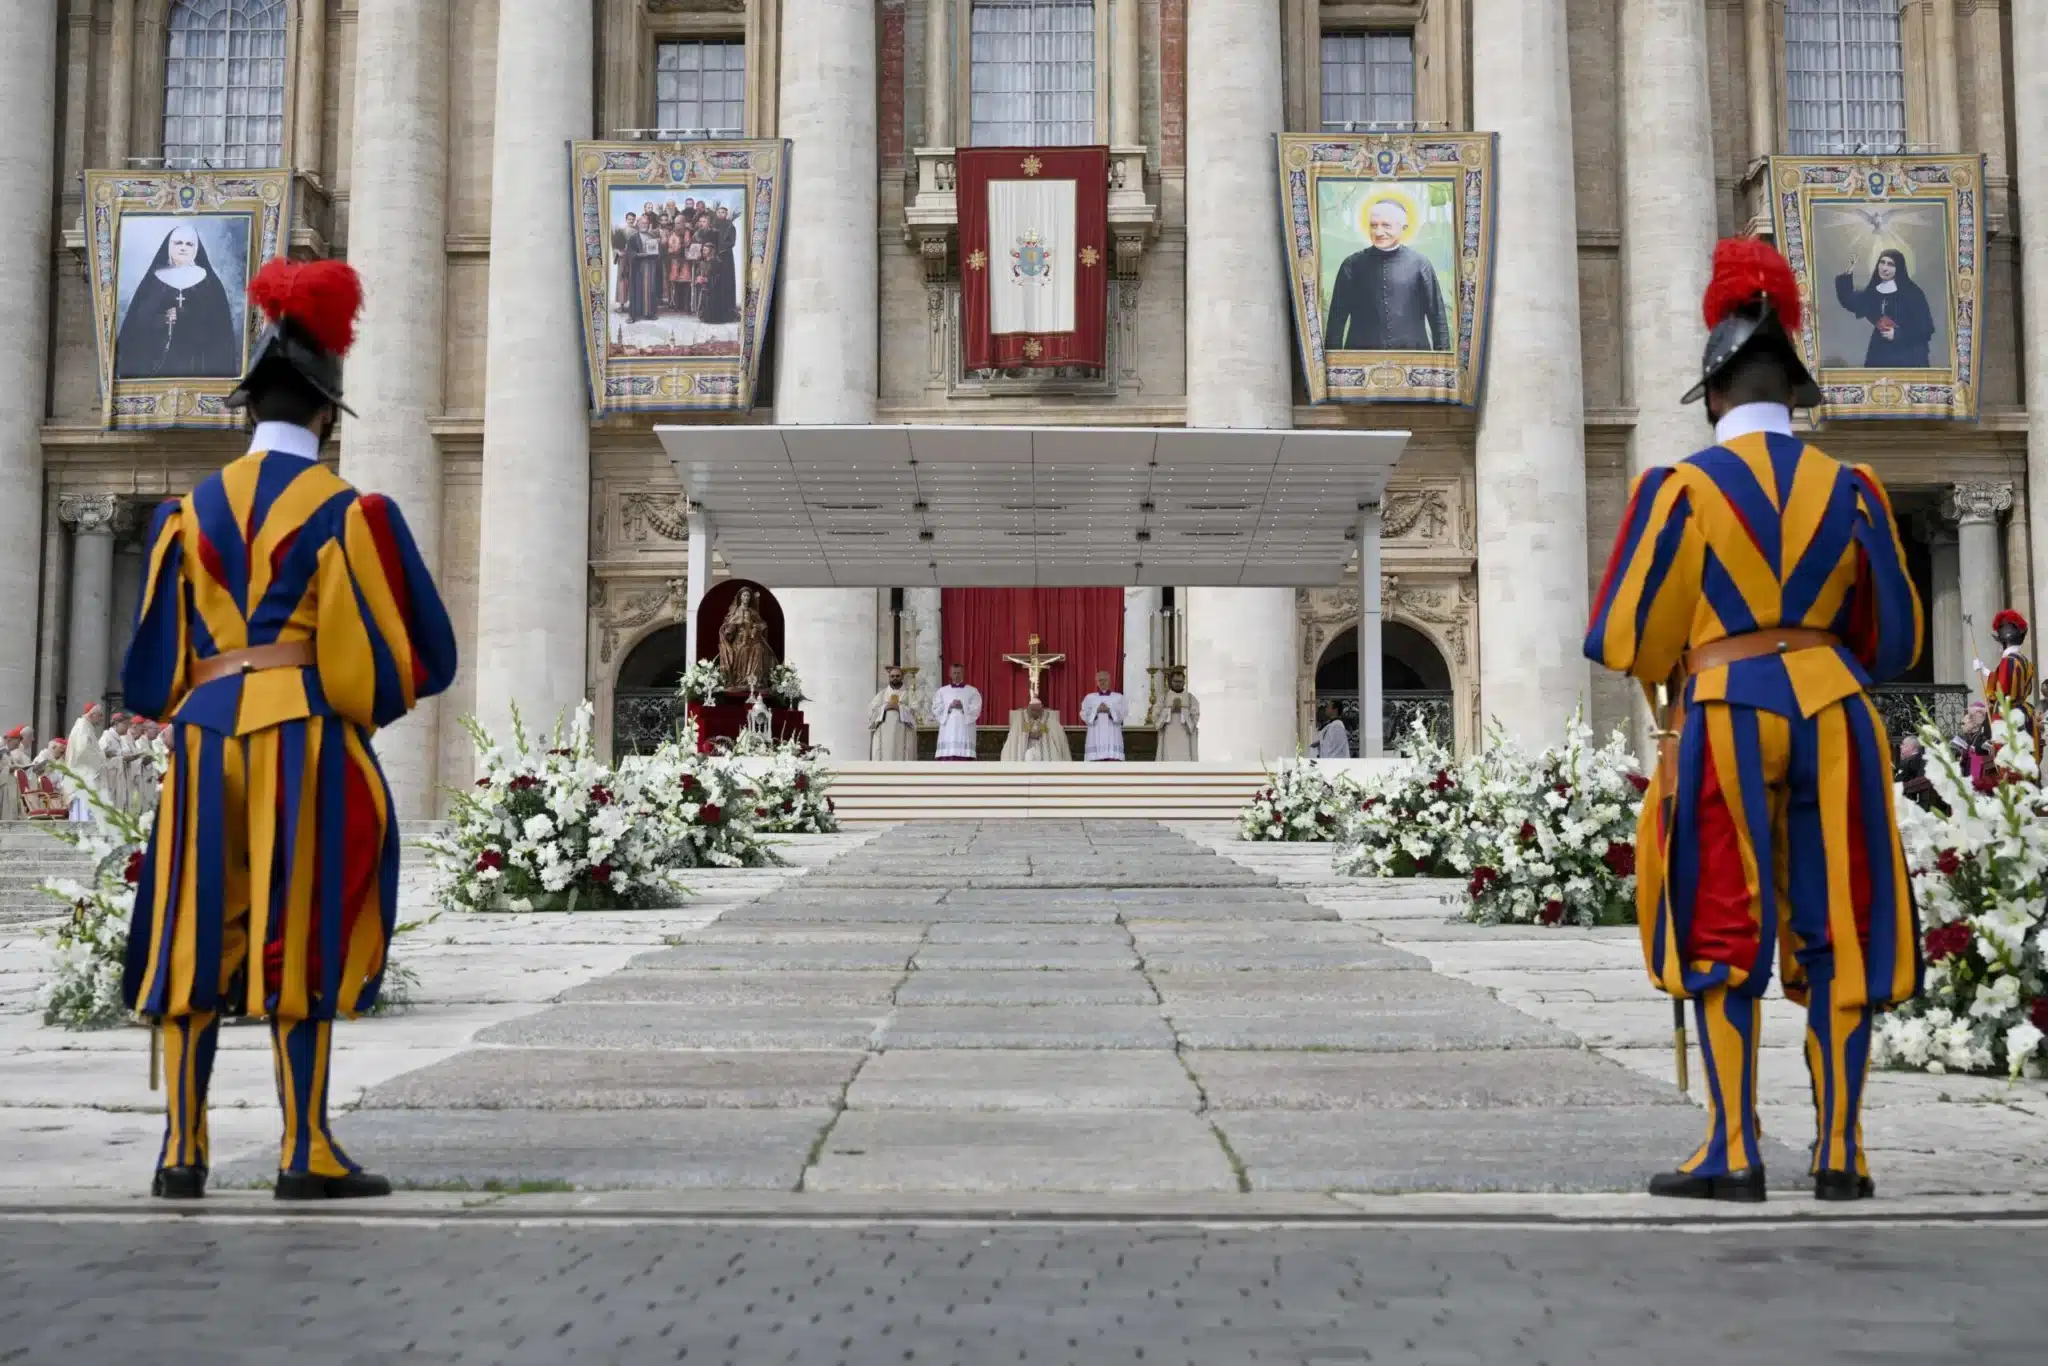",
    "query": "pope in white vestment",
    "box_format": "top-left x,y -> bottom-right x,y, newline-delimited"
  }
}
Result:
1079,670 -> 1127,762
868,667 -> 921,761
933,664 -> 983,761
64,704 -> 105,821
1000,700 -> 1071,762
1156,667 -> 1200,761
